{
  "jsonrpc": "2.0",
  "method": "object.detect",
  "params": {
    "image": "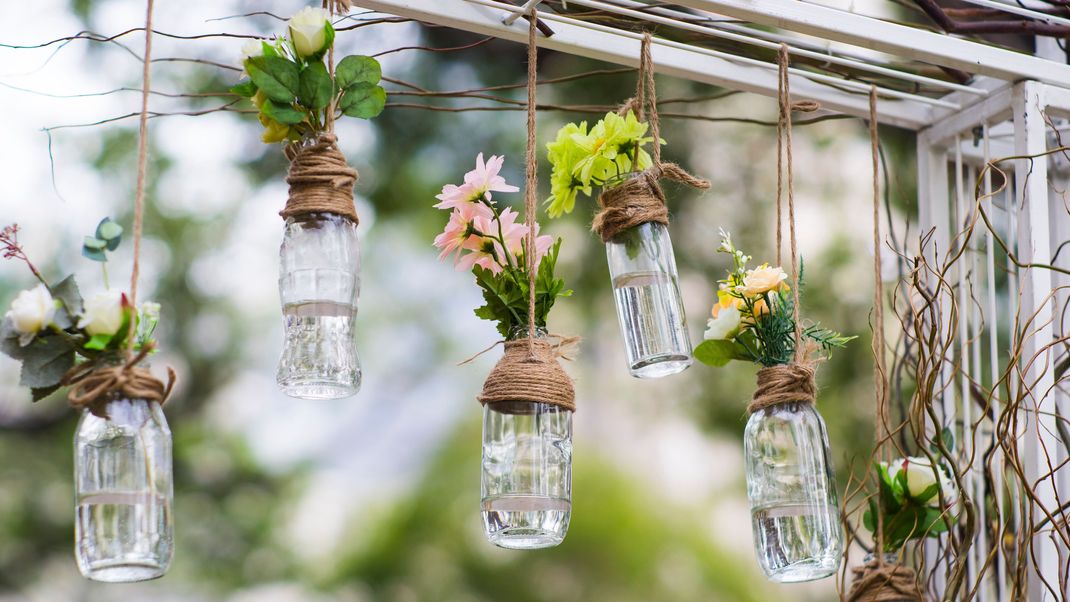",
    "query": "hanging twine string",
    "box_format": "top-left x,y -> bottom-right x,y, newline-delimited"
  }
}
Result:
66,0 -> 176,415
748,44 -> 821,416
591,33 -> 710,243
477,9 -> 576,413
282,1 -> 358,223
846,559 -> 925,602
